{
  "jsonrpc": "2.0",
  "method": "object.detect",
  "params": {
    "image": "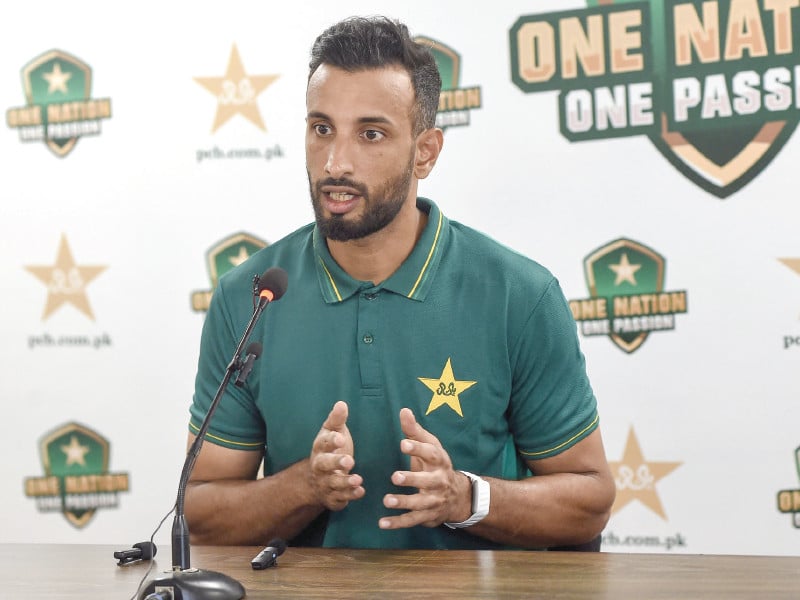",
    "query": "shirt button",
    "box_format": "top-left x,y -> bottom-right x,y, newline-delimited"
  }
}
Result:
364,293 -> 378,300
362,333 -> 374,344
